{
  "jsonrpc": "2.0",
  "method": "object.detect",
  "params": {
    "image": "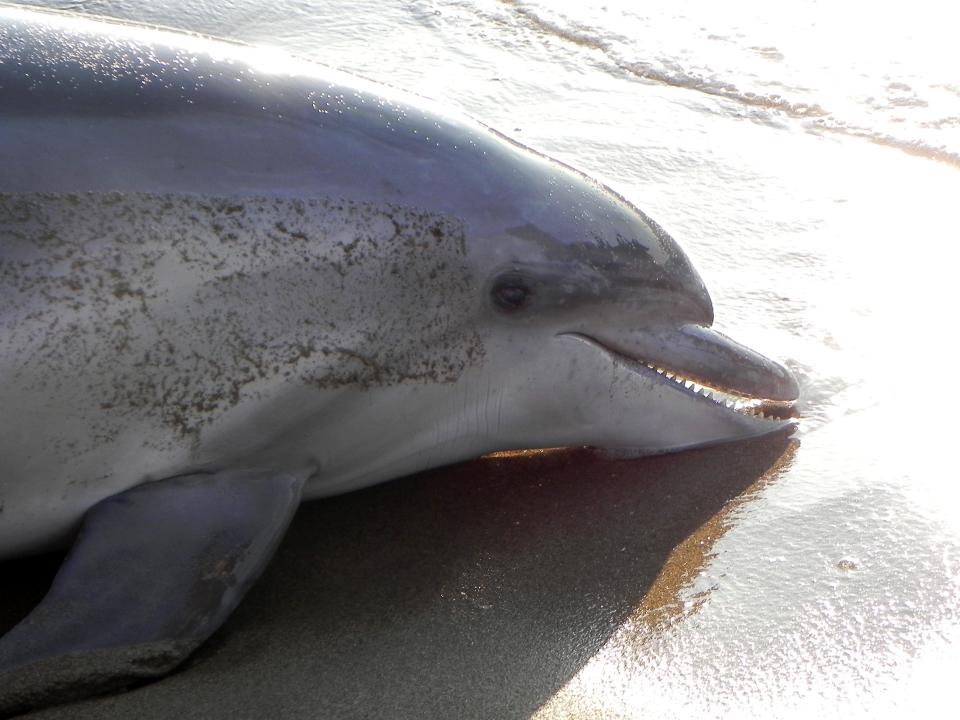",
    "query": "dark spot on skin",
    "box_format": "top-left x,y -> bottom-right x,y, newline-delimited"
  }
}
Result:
274,221 -> 309,242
